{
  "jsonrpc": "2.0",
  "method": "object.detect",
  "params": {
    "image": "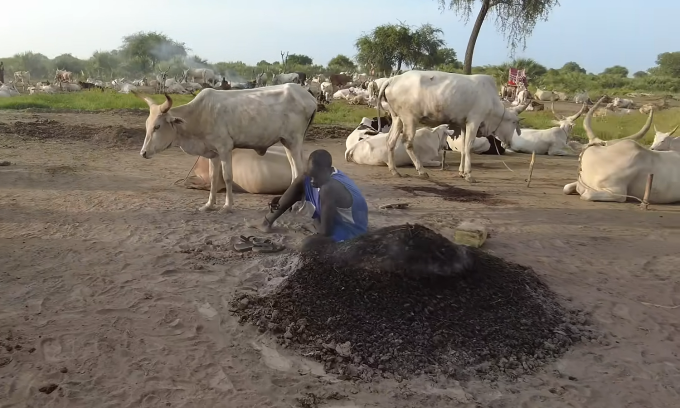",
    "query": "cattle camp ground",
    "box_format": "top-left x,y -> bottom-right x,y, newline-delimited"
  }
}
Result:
2,84 -> 680,408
